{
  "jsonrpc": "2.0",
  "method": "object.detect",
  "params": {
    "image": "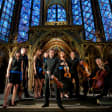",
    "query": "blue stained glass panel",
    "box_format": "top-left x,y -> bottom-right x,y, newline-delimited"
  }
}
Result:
0,0 -> 3,10
47,5 -> 56,22
72,0 -> 82,25
98,0 -> 112,41
47,5 -> 66,22
18,0 -> 32,42
57,5 -> 66,21
81,0 -> 96,41
31,0 -> 40,26
0,0 -> 15,42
